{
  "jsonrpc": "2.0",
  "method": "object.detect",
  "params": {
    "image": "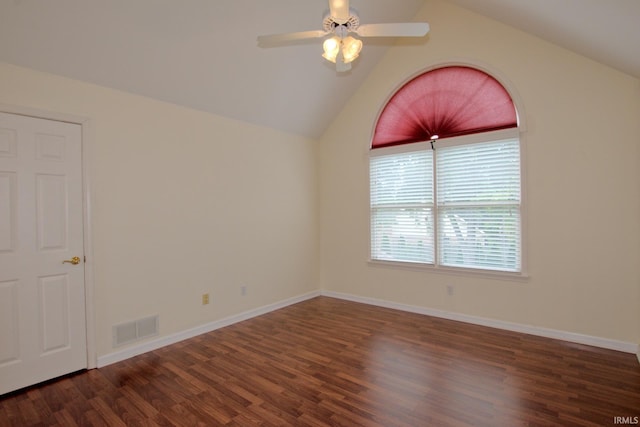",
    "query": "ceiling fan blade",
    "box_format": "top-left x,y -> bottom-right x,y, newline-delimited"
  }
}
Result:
356,22 -> 430,38
257,30 -> 327,46
329,0 -> 350,24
